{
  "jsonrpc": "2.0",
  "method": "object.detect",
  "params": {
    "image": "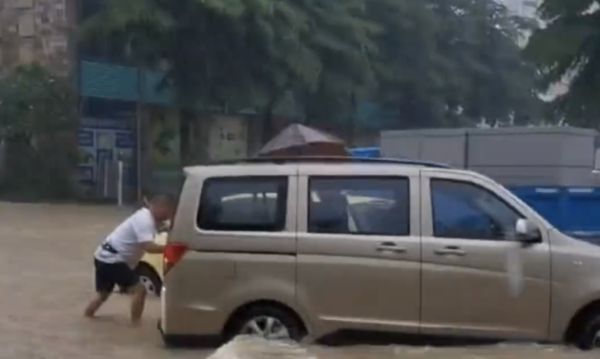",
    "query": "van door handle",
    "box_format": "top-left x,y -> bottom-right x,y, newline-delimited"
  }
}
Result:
434,246 -> 466,256
376,242 -> 407,254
